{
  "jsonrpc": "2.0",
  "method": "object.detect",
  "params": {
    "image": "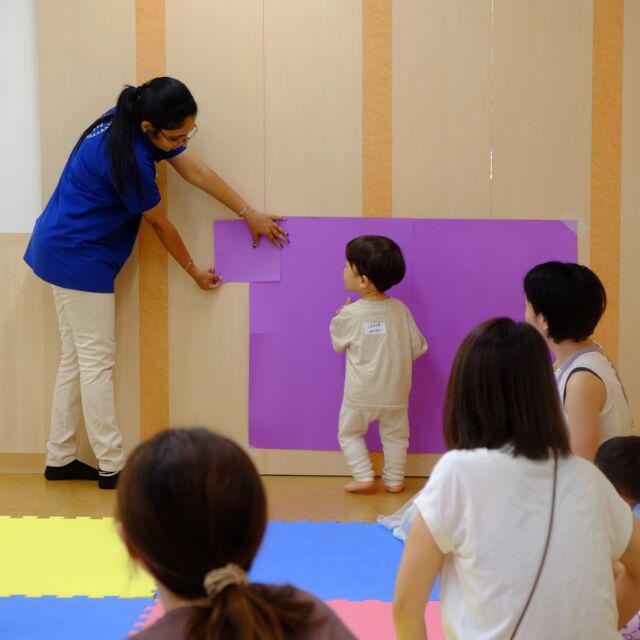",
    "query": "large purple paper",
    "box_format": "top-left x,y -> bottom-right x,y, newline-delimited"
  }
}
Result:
217,218 -> 576,452
214,220 -> 281,282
